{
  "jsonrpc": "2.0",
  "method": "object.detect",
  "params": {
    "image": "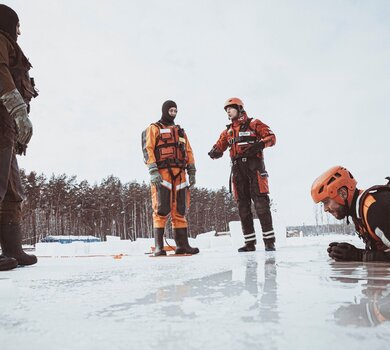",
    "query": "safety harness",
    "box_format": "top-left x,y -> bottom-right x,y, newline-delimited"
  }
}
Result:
226,118 -> 262,194
153,122 -> 188,203
227,118 -> 258,149
153,122 -> 187,170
